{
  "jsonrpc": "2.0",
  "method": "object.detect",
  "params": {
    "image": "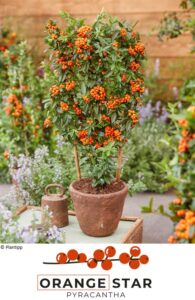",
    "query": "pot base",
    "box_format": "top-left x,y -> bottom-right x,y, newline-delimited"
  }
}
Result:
69,180 -> 128,237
